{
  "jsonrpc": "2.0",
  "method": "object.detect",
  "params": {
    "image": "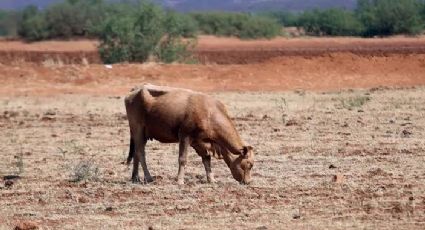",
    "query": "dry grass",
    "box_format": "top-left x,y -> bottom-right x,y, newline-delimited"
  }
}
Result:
0,88 -> 424,229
